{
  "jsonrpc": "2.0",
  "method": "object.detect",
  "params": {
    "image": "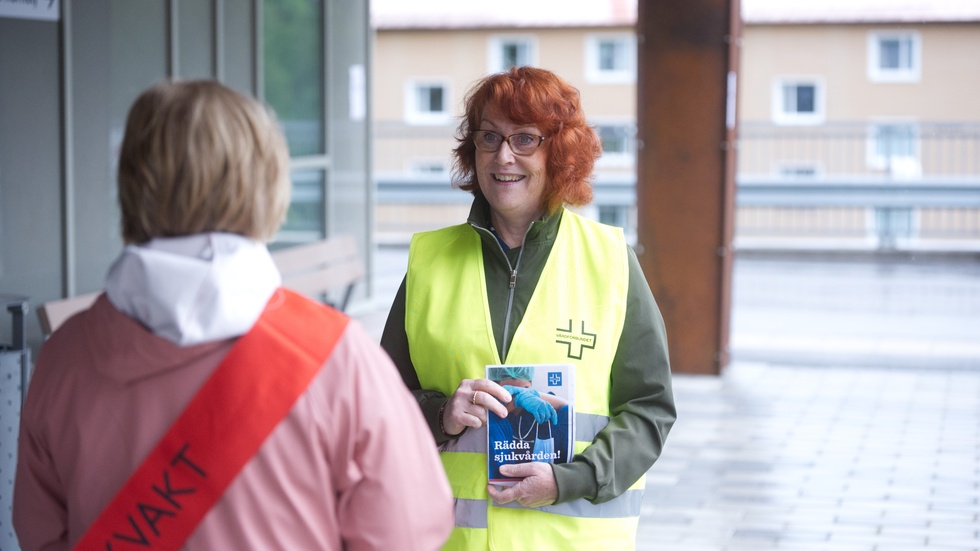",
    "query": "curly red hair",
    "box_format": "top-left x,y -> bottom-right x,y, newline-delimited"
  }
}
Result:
451,67 -> 600,213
